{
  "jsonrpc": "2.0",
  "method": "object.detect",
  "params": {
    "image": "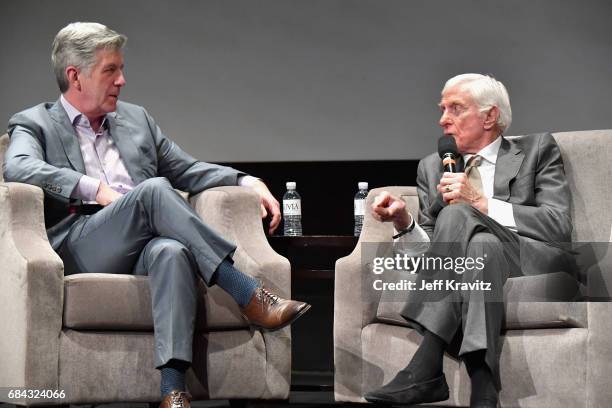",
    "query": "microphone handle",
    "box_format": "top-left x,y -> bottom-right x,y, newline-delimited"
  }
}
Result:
442,153 -> 457,173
